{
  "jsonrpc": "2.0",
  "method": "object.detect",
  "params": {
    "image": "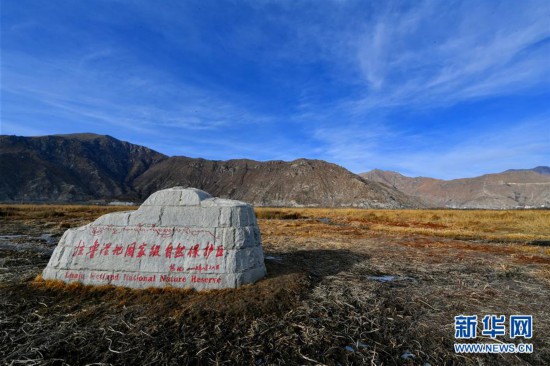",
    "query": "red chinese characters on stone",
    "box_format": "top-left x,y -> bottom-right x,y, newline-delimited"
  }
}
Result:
169,263 -> 184,272
203,243 -> 214,259
165,243 -> 174,258
87,240 -> 100,259
100,243 -> 111,256
113,244 -> 124,256
174,244 -> 186,258
72,240 -> 85,257
72,241 -> 224,260
149,244 -> 161,257
187,244 -> 200,258
125,242 -> 137,257
136,243 -> 147,258
168,263 -> 221,273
